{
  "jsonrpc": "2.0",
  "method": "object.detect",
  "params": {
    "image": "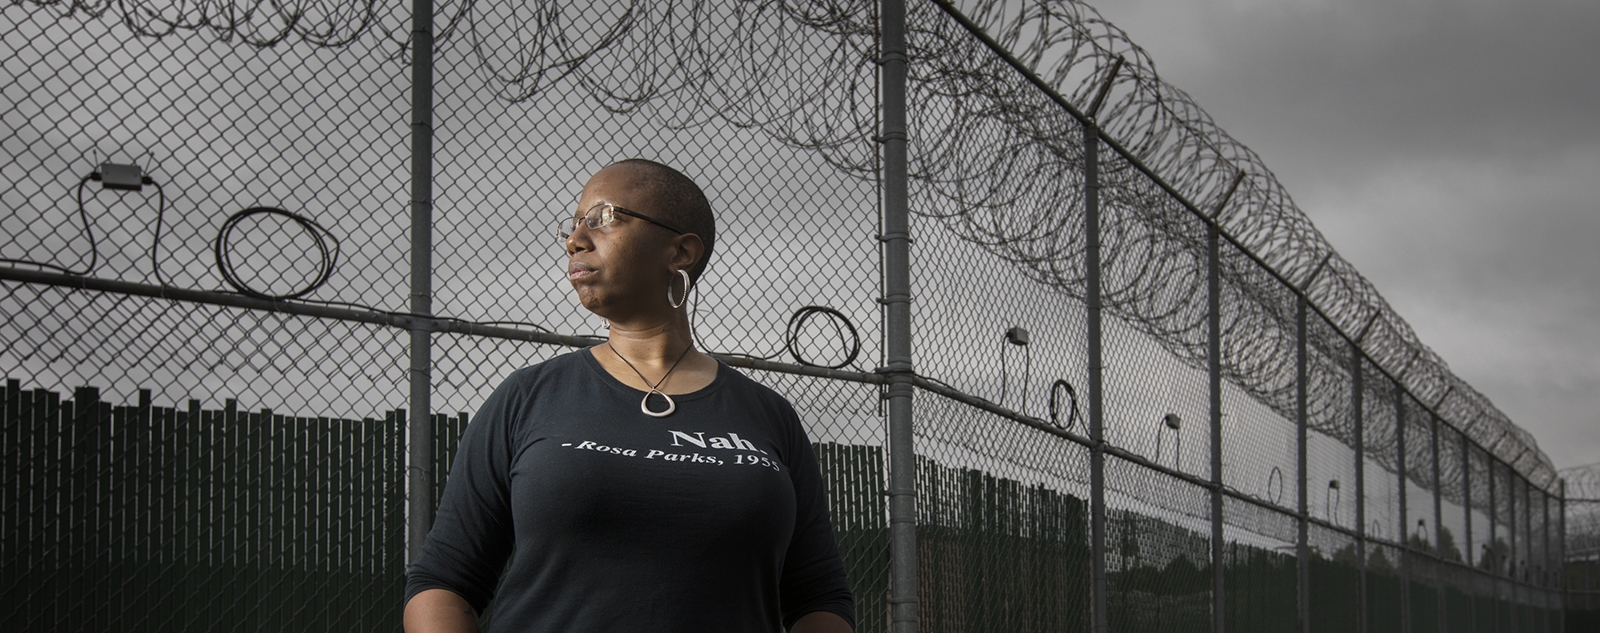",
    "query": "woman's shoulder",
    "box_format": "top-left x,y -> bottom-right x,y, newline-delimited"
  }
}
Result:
470,350 -> 596,435
501,348 -> 592,382
716,362 -> 801,419
480,349 -> 596,407
714,359 -> 770,393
